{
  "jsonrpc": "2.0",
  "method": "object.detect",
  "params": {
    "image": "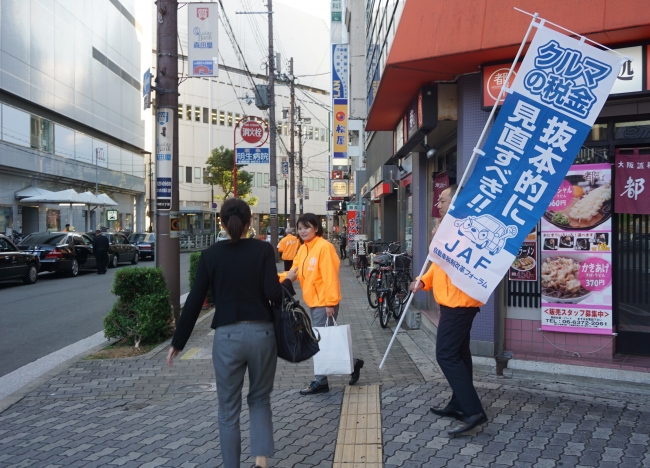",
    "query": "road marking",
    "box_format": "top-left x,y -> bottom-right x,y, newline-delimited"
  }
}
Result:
180,348 -> 201,360
333,384 -> 383,467
0,331 -> 107,403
